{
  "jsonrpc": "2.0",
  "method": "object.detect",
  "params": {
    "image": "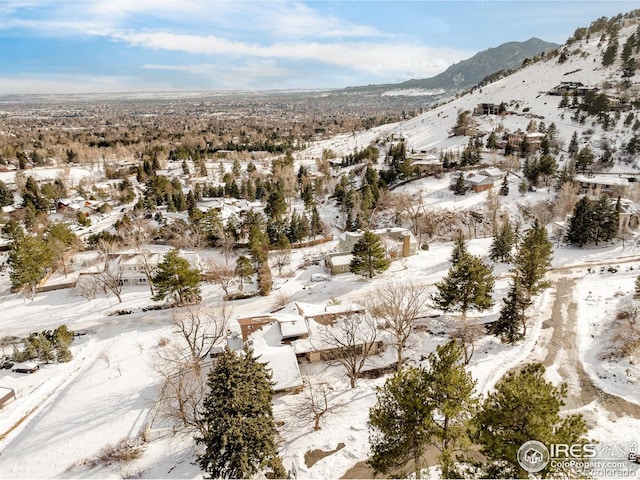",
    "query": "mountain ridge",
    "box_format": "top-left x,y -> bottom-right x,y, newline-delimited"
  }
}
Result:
345,37 -> 559,94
